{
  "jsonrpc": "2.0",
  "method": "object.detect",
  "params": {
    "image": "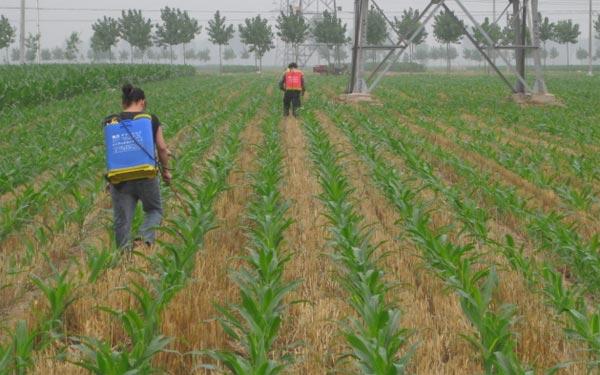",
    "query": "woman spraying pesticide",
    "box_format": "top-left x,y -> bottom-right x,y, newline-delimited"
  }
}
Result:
103,84 -> 172,251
